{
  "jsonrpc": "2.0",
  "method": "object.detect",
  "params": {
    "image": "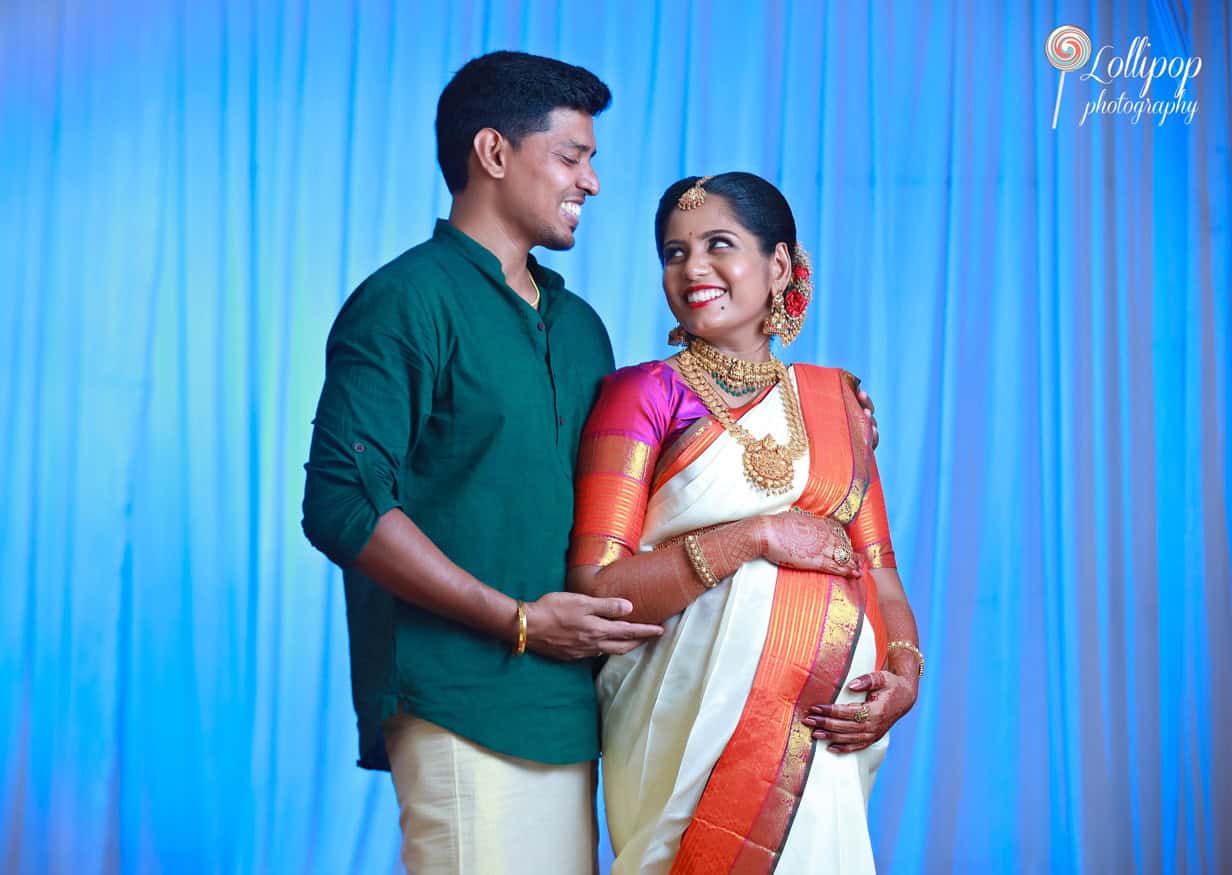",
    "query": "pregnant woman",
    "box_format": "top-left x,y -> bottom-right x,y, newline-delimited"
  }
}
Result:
568,172 -> 924,873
